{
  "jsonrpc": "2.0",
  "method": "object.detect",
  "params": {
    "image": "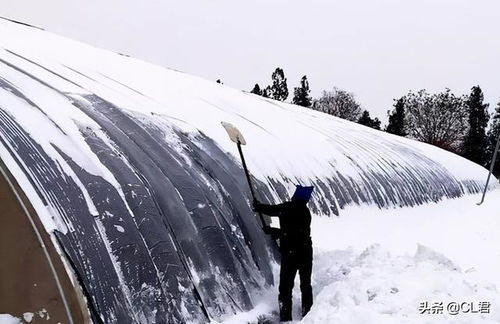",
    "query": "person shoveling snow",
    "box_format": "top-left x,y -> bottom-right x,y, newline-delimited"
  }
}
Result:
222,122 -> 315,322
253,185 -> 315,322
